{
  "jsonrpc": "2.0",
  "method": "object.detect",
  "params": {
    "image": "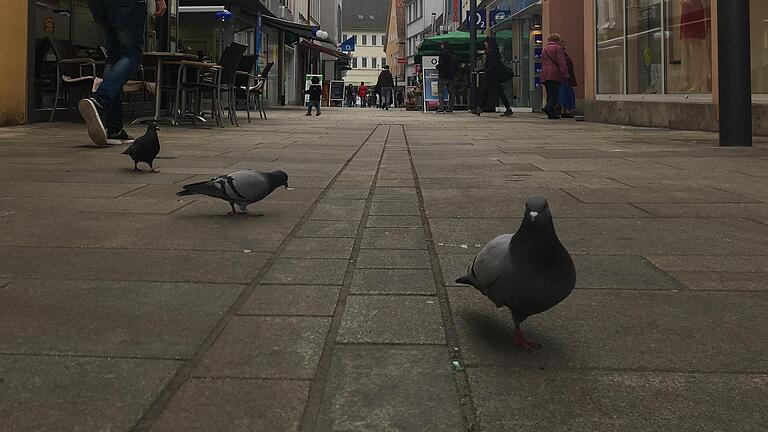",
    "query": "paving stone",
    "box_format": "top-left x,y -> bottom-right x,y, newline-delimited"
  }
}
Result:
646,255 -> 768,273
0,196 -> 187,214
361,227 -> 427,249
294,220 -> 360,238
1,355 -> 178,432
316,345 -> 464,432
355,249 -> 431,269
309,199 -> 365,220
371,192 -> 419,202
351,269 -> 436,295
194,316 -> 331,379
366,215 -> 423,227
324,188 -> 369,199
374,187 -> 417,195
260,258 -> 349,285
370,200 -> 421,216
638,202 -> 768,218
438,253 -> 475,286
573,255 -> 685,290
447,288 -> 768,371
0,247 -> 268,283
337,295 -> 445,344
376,178 -> 415,187
0,181 -> 142,199
668,271 -> 768,291
239,285 -> 340,316
280,237 -> 355,259
0,280 -> 242,358
149,379 -> 309,432
565,186 -> 754,203
468,367 -> 768,432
